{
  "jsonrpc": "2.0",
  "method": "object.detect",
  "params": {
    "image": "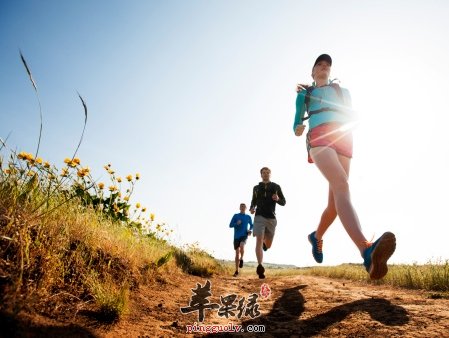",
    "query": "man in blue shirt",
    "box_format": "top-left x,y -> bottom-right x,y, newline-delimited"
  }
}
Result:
229,203 -> 253,277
